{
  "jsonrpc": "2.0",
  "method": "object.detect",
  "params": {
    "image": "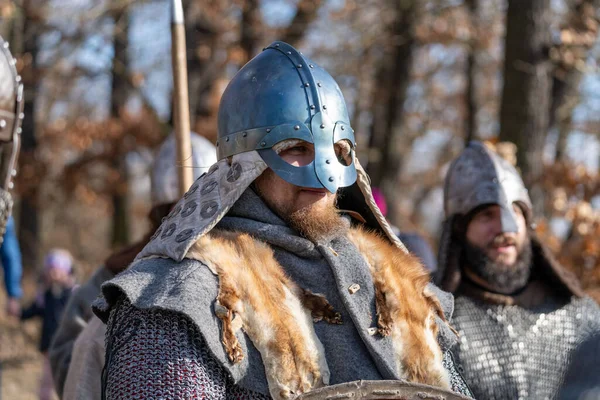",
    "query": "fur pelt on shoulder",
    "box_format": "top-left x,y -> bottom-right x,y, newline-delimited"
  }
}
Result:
186,226 -> 452,400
